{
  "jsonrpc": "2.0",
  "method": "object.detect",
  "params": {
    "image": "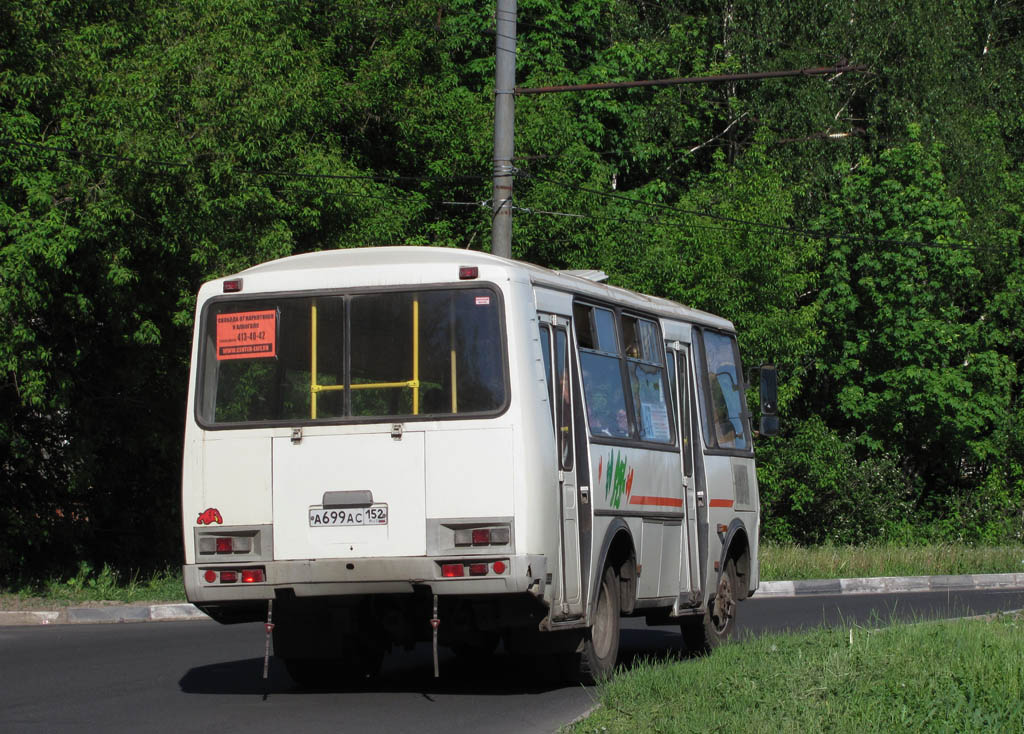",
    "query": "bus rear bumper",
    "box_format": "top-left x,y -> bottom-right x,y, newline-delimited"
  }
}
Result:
183,554 -> 547,605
